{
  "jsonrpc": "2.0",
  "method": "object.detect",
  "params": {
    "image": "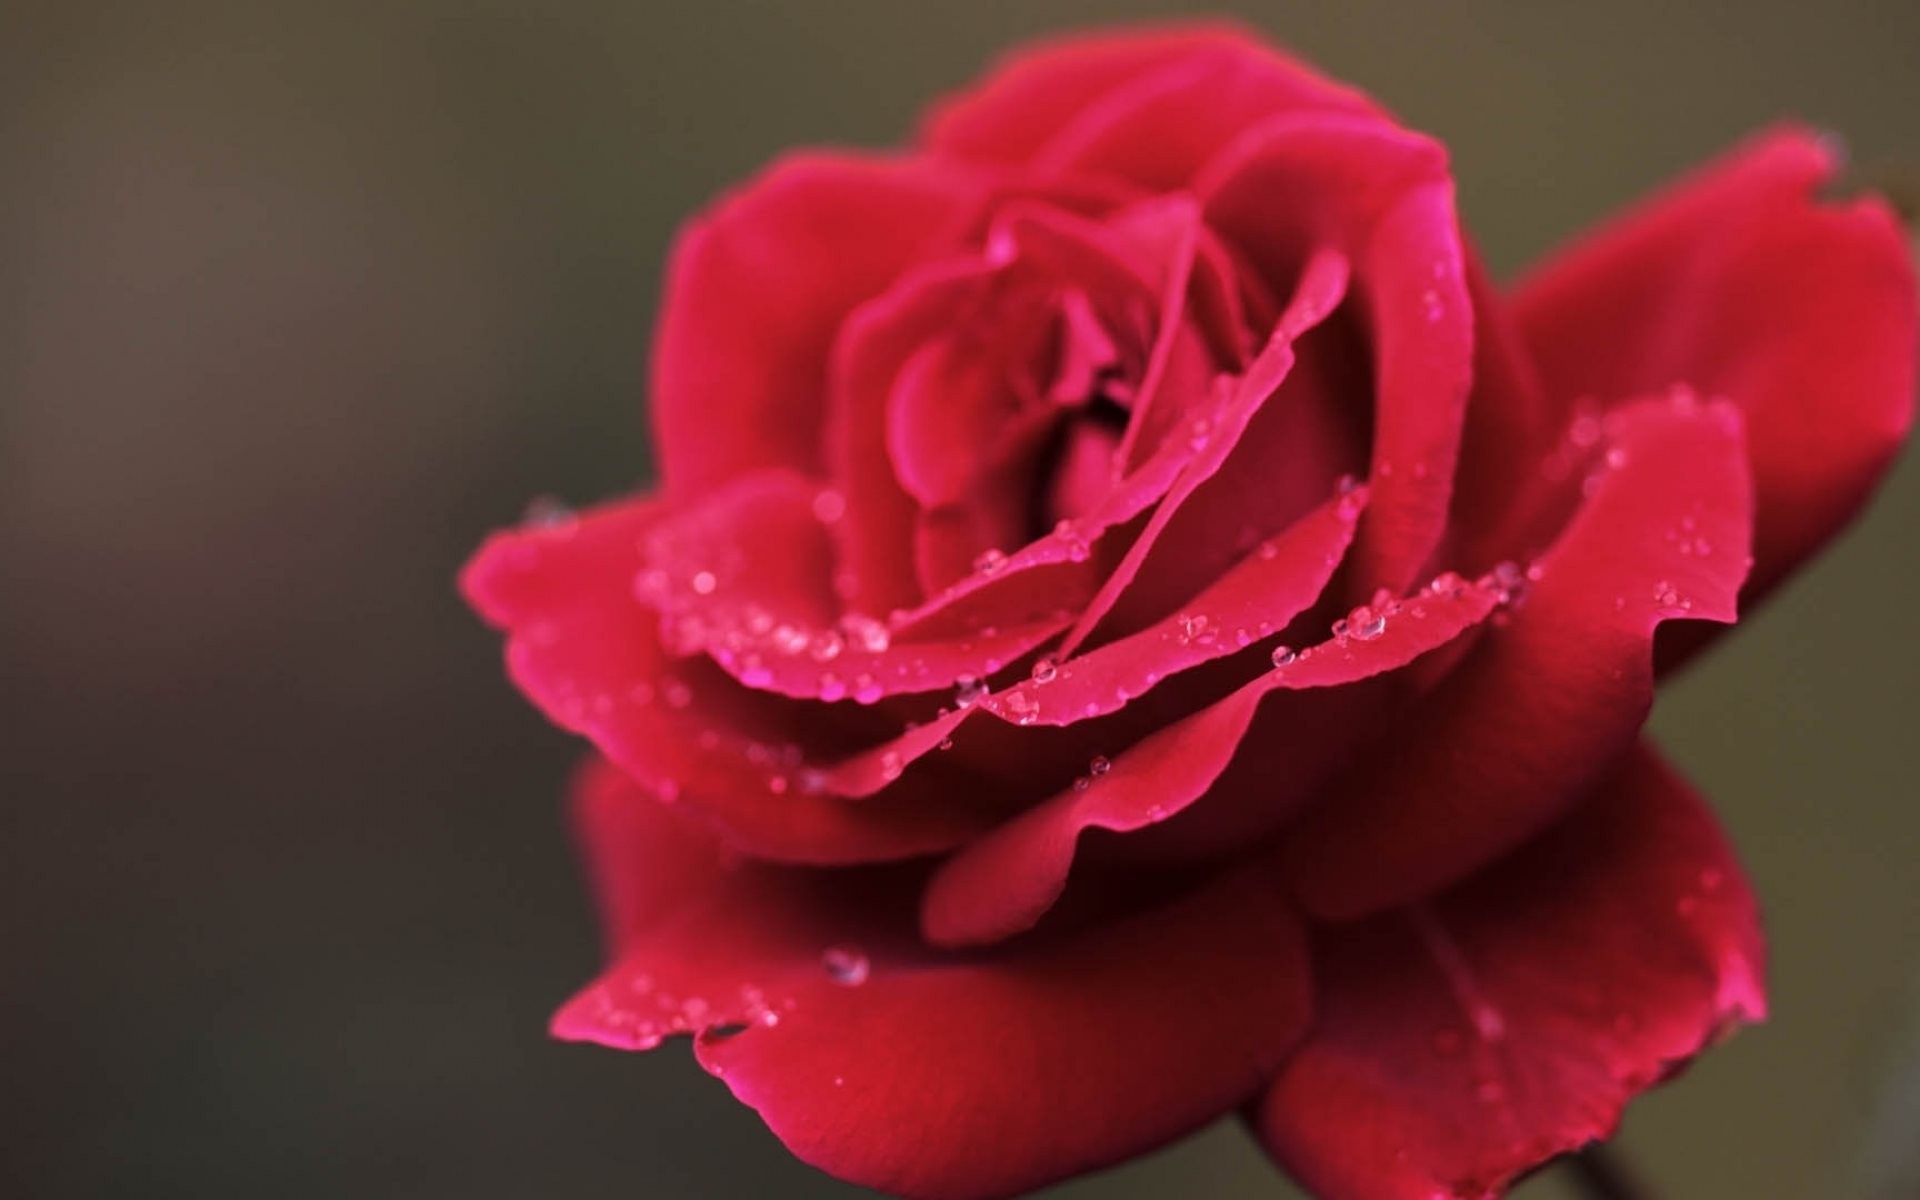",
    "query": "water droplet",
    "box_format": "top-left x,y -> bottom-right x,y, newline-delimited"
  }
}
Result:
766,774 -> 789,795
1051,519 -> 1092,563
1003,690 -> 1040,725
522,495 -> 577,531
809,630 -> 845,662
1335,474 -> 1363,518
1479,561 -> 1525,603
1088,755 -> 1111,777
1270,645 -> 1297,668
812,489 -> 847,524
1568,412 -> 1603,448
818,672 -> 846,702
1349,606 -> 1387,641
973,548 -> 1008,575
1182,613 -> 1216,646
954,675 -> 989,708
822,946 -> 869,986
841,613 -> 891,654
1188,415 -> 1213,451
852,674 -> 883,704
1072,776 -> 1091,792
879,750 -> 903,781
1030,656 -> 1058,684
1426,570 -> 1465,597
690,570 -> 718,596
